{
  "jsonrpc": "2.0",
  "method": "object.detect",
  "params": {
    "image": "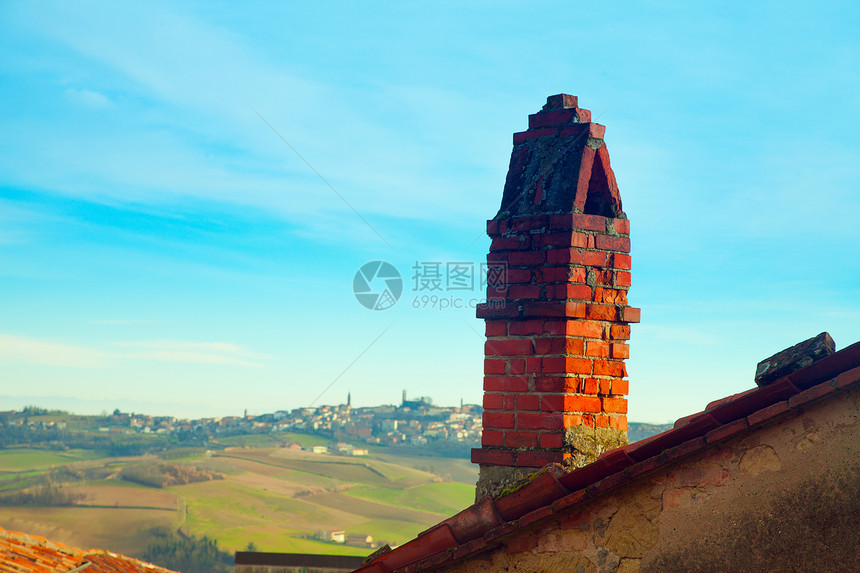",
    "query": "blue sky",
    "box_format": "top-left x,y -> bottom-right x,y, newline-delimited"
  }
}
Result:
1,1 -> 858,422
